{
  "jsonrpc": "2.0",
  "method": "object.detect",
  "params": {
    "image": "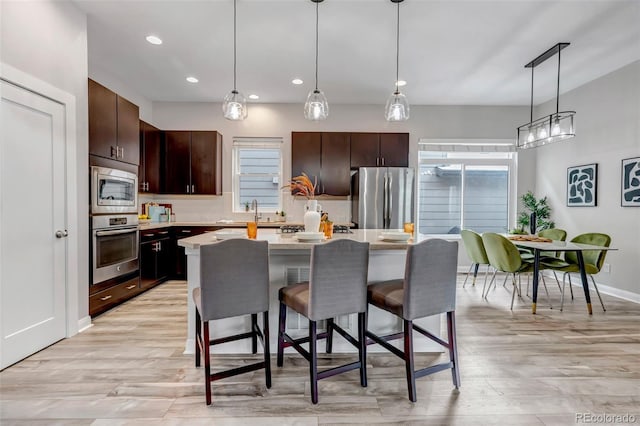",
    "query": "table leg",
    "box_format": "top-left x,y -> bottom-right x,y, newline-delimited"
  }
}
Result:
576,251 -> 593,315
531,249 -> 540,314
